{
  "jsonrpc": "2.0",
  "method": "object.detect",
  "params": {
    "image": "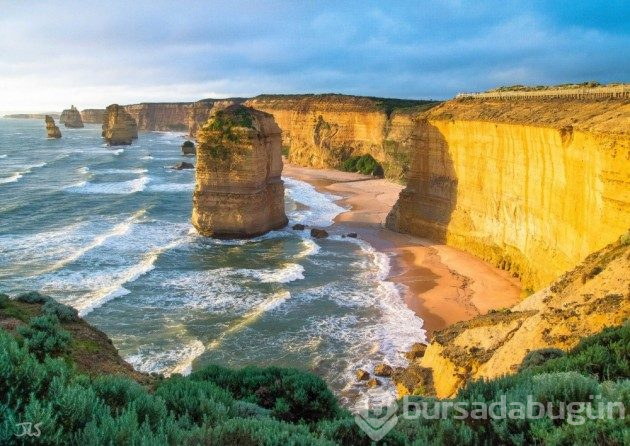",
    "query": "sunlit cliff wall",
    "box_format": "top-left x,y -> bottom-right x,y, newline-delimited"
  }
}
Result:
387,98 -> 630,290
245,95 -> 439,180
